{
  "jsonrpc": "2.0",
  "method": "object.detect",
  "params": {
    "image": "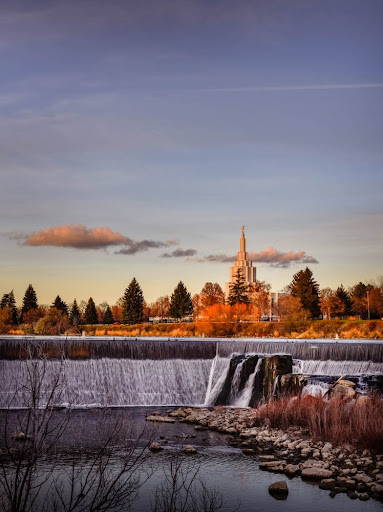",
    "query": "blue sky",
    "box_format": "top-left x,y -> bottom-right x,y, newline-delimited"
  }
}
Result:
0,0 -> 382,305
